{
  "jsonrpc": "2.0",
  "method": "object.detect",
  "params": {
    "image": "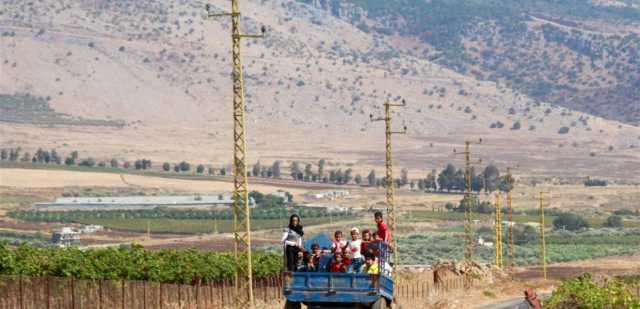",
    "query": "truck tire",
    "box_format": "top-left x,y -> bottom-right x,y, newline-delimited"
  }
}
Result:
371,298 -> 388,309
284,300 -> 301,309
